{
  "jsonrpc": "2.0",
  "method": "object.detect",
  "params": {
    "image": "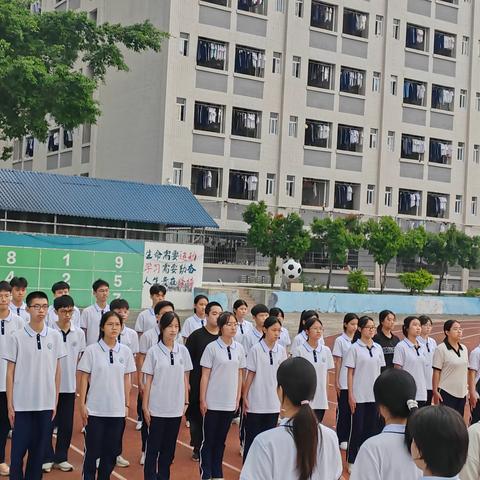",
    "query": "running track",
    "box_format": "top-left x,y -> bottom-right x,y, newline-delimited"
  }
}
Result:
20,319 -> 480,479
